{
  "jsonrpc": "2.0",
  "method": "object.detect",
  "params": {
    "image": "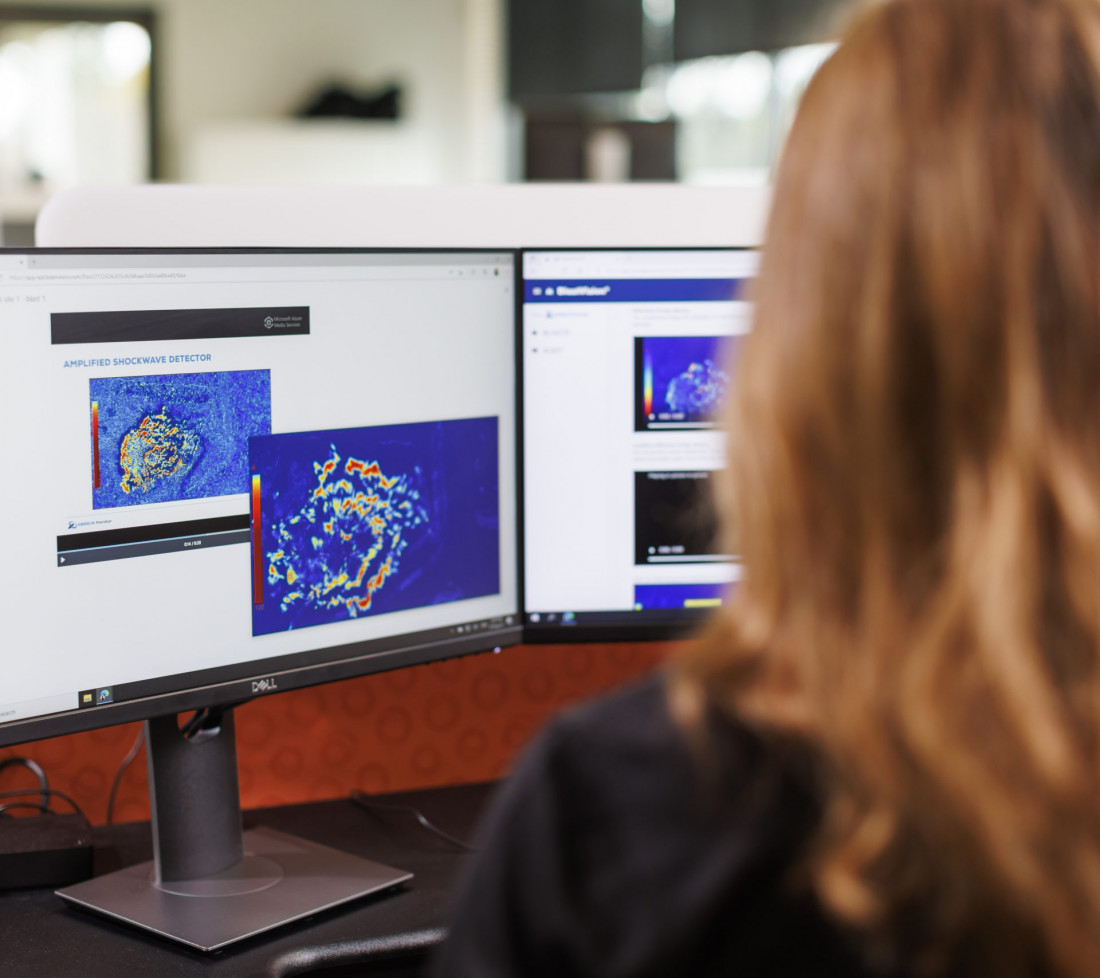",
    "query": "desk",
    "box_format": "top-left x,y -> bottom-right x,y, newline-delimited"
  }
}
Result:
0,781 -> 498,977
